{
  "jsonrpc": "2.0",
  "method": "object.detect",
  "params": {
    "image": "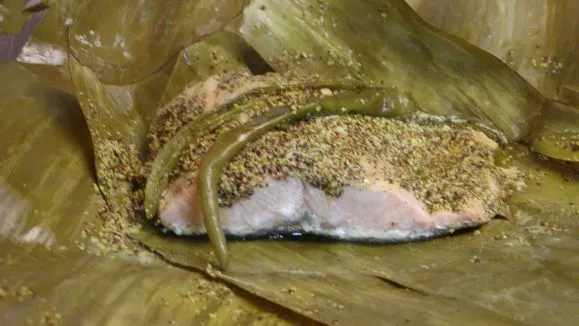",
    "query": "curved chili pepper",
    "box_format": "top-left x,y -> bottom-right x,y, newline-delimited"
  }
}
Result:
197,89 -> 402,270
